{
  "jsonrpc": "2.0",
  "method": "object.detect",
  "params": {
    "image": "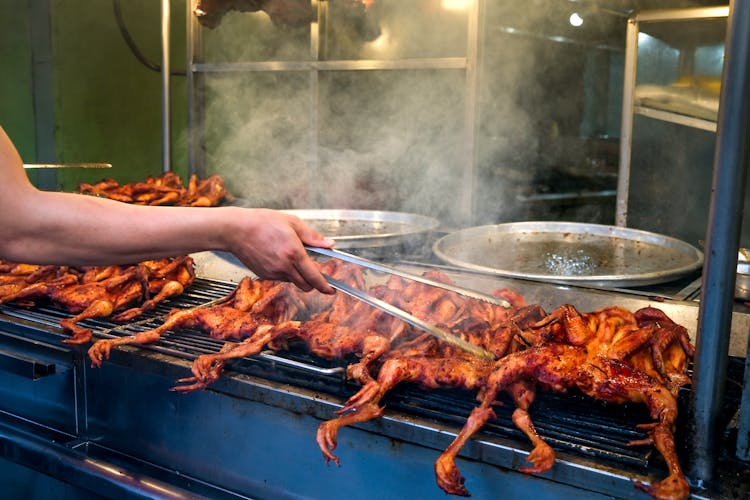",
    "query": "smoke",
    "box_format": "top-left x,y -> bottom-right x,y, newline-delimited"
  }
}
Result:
197,0 -> 622,228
